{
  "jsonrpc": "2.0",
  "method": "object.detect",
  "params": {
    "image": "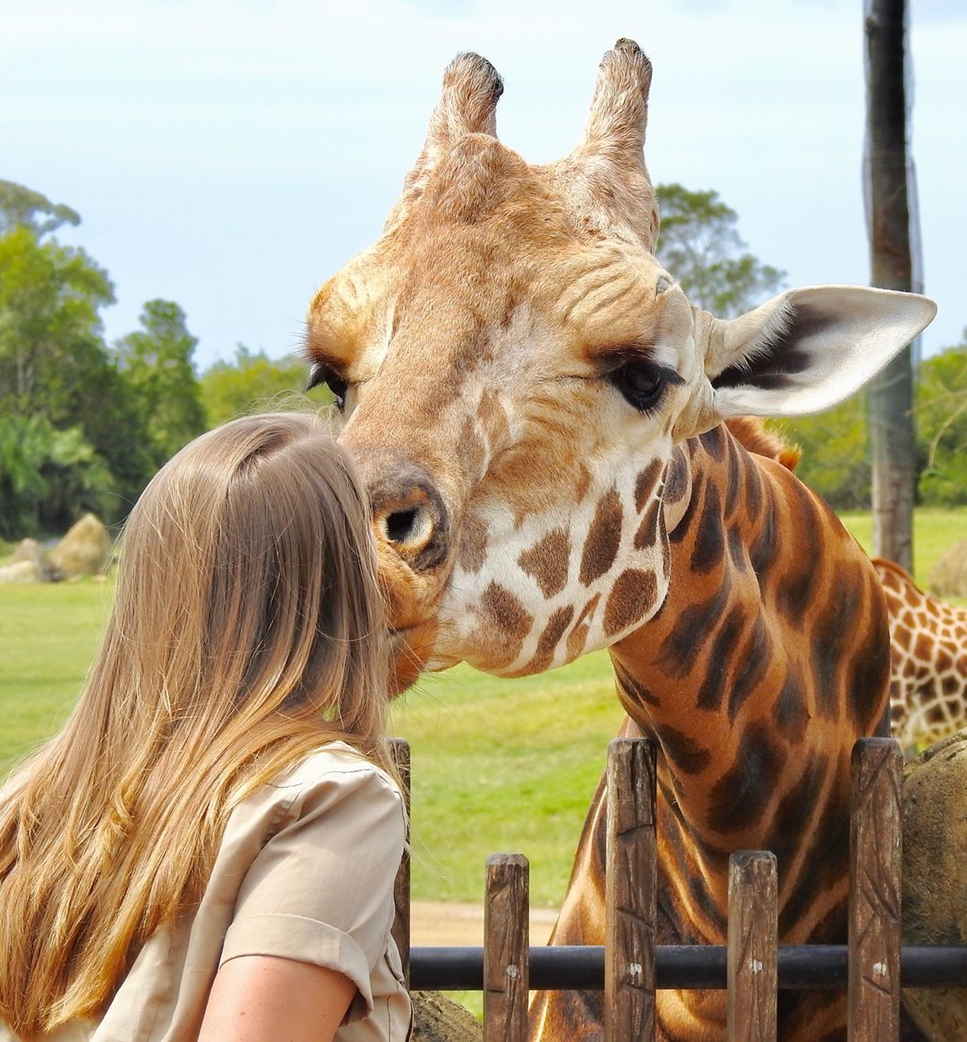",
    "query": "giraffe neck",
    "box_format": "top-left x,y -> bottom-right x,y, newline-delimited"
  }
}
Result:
609,424 -> 890,946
